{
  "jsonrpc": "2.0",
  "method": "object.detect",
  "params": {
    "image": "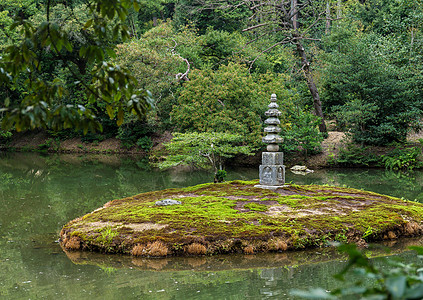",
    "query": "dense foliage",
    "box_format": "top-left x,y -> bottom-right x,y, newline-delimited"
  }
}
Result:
0,0 -> 422,161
